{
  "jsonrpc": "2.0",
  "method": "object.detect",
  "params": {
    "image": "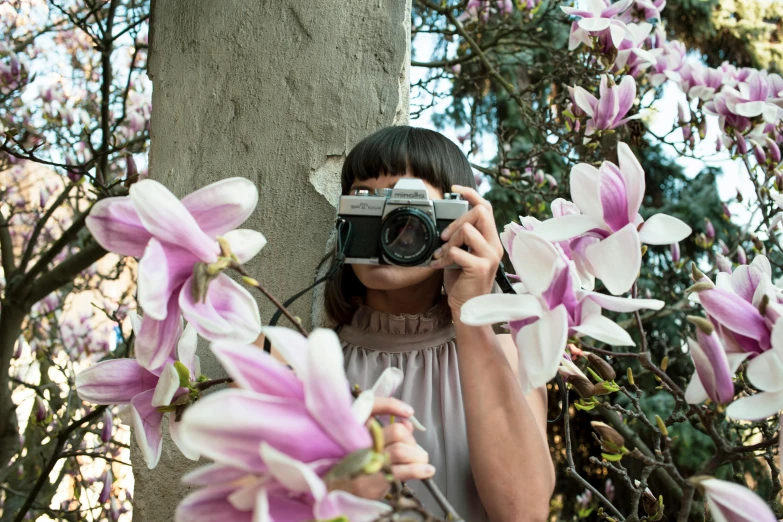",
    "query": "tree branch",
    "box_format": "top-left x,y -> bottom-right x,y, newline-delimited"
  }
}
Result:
28,240 -> 107,305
